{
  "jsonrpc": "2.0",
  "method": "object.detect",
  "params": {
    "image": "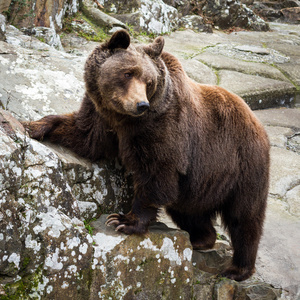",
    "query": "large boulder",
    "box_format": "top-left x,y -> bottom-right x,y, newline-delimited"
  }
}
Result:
249,0 -> 300,23
202,0 -> 269,31
281,7 -> 300,24
81,0 -> 128,32
100,0 -> 179,34
7,0 -> 79,30
0,115 -> 193,298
